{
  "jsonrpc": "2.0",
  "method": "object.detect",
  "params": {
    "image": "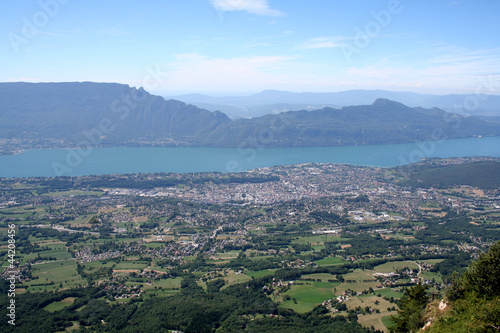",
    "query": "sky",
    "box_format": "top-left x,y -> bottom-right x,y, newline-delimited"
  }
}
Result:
1,0 -> 500,95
